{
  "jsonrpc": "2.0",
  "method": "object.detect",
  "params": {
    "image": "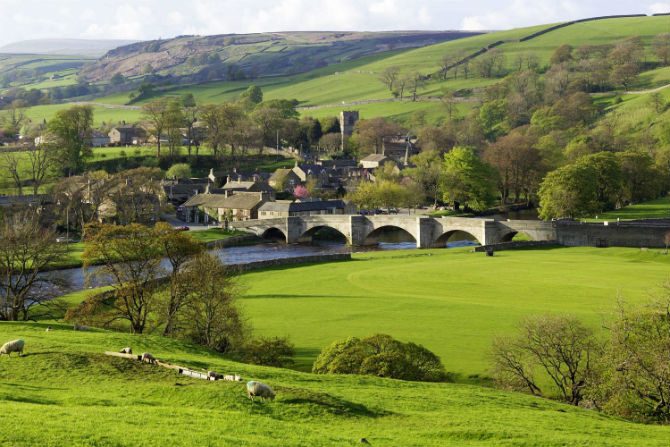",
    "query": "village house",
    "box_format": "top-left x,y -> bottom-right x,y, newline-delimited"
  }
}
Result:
268,168 -> 301,192
179,191 -> 269,224
360,154 -> 391,169
108,126 -> 146,146
222,177 -> 275,200
258,199 -> 351,218
91,131 -> 111,147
